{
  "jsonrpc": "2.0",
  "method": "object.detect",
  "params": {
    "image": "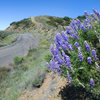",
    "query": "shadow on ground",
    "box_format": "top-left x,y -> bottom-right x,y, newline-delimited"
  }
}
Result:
59,85 -> 98,100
